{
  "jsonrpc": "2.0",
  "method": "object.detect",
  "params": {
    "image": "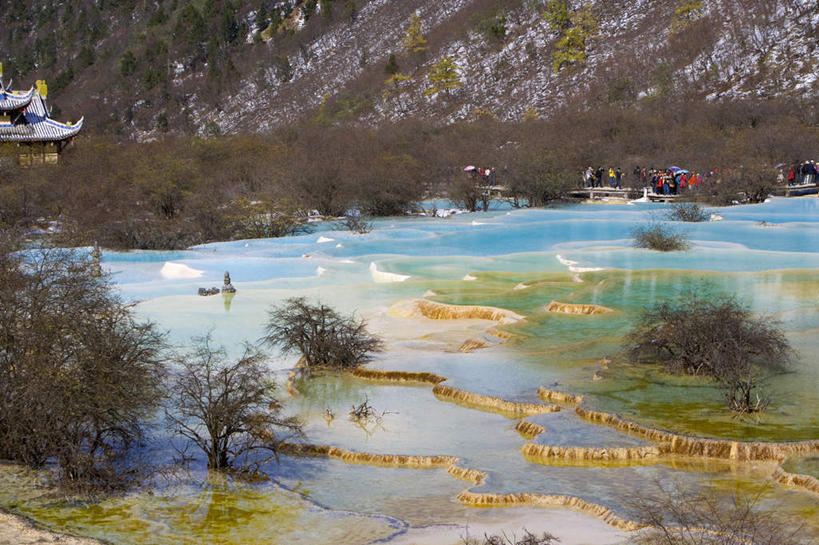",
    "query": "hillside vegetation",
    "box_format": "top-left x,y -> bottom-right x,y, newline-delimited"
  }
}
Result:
1,0 -> 816,135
